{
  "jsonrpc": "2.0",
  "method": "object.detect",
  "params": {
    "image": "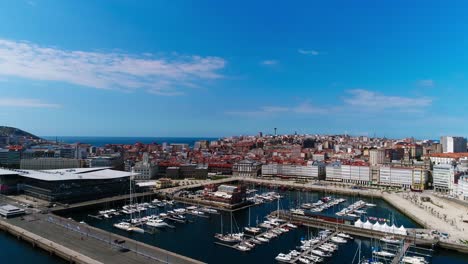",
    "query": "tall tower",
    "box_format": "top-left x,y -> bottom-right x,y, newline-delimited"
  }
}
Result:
274,128 -> 277,136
